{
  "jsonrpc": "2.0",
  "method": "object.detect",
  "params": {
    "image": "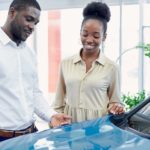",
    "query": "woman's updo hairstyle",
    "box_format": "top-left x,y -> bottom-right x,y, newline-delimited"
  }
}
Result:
82,1 -> 111,34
